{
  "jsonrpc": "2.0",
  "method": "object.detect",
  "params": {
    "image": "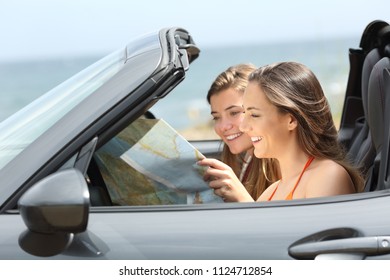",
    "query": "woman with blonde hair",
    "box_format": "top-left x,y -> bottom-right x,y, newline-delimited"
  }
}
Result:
199,63 -> 280,201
